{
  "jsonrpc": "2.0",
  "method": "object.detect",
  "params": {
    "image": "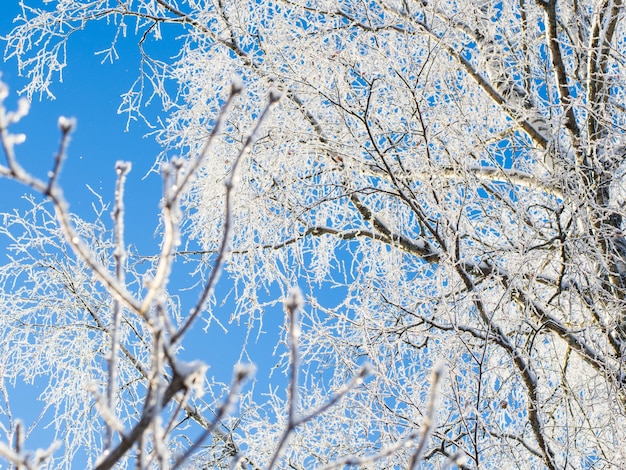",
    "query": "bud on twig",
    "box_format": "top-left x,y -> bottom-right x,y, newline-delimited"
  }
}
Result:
58,116 -> 76,134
